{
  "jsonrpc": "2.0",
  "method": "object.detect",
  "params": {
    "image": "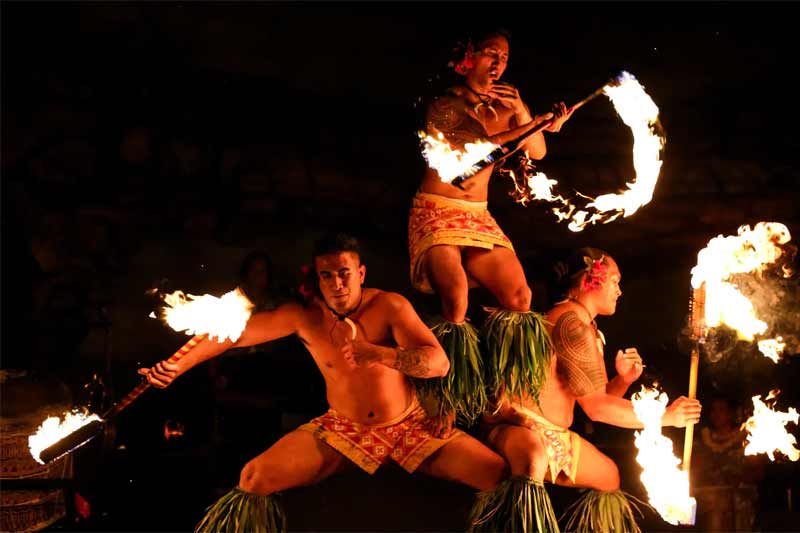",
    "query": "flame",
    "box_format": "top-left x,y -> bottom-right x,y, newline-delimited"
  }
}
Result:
632,386 -> 696,525
743,390 -> 799,462
418,131 -> 499,184
757,337 -> 786,364
158,288 -> 254,342
690,222 -> 792,357
504,71 -> 665,232
28,409 -> 102,465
